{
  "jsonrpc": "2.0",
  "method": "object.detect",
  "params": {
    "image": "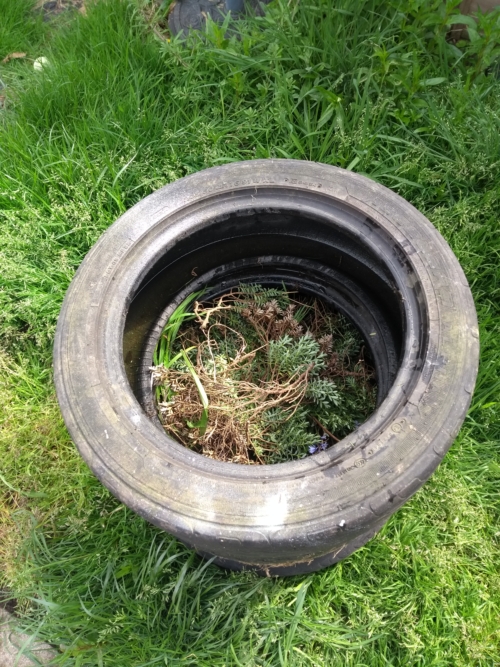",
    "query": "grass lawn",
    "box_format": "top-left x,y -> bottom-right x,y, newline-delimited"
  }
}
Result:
0,0 -> 499,664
